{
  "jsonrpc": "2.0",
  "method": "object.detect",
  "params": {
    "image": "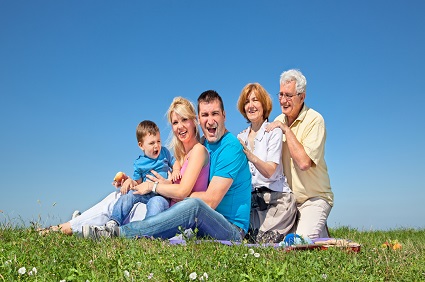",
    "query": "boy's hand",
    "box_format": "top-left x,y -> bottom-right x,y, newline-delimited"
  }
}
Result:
112,172 -> 128,188
120,178 -> 136,195
171,170 -> 182,183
